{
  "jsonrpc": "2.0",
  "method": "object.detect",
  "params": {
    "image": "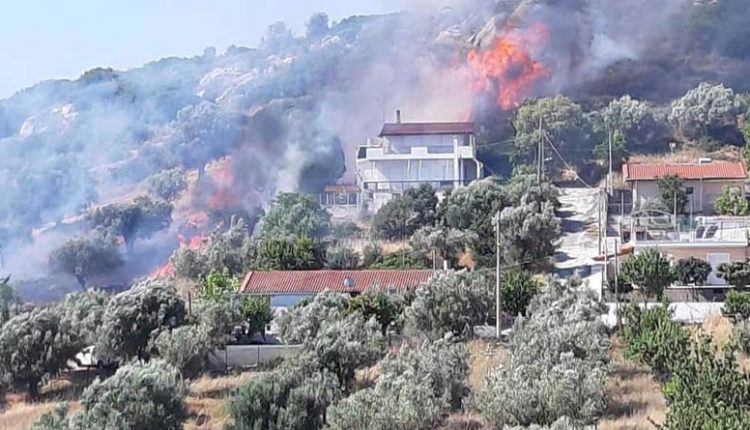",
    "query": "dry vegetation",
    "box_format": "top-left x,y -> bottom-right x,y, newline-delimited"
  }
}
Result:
0,371 -> 257,430
599,338 -> 667,430
628,145 -> 741,164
